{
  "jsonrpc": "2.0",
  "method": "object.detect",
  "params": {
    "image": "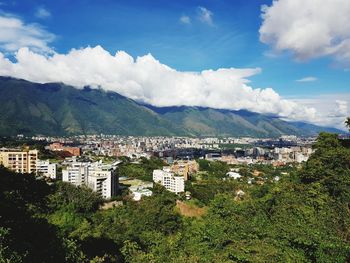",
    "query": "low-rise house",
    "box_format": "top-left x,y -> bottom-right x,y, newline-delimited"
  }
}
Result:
131,187 -> 153,201
226,171 -> 241,179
